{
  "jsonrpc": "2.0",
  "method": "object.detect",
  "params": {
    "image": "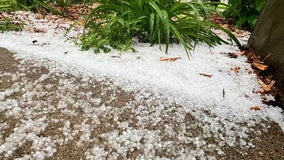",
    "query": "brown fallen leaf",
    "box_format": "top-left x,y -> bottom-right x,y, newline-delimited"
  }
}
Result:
252,61 -> 268,71
171,16 -> 178,21
160,57 -> 181,62
228,52 -> 238,58
246,51 -> 259,63
239,50 -> 246,56
77,33 -> 82,40
78,19 -> 85,26
261,95 -> 267,102
244,94 -> 250,98
33,28 -> 46,33
250,106 -> 261,110
231,66 -> 240,73
199,73 -> 213,78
